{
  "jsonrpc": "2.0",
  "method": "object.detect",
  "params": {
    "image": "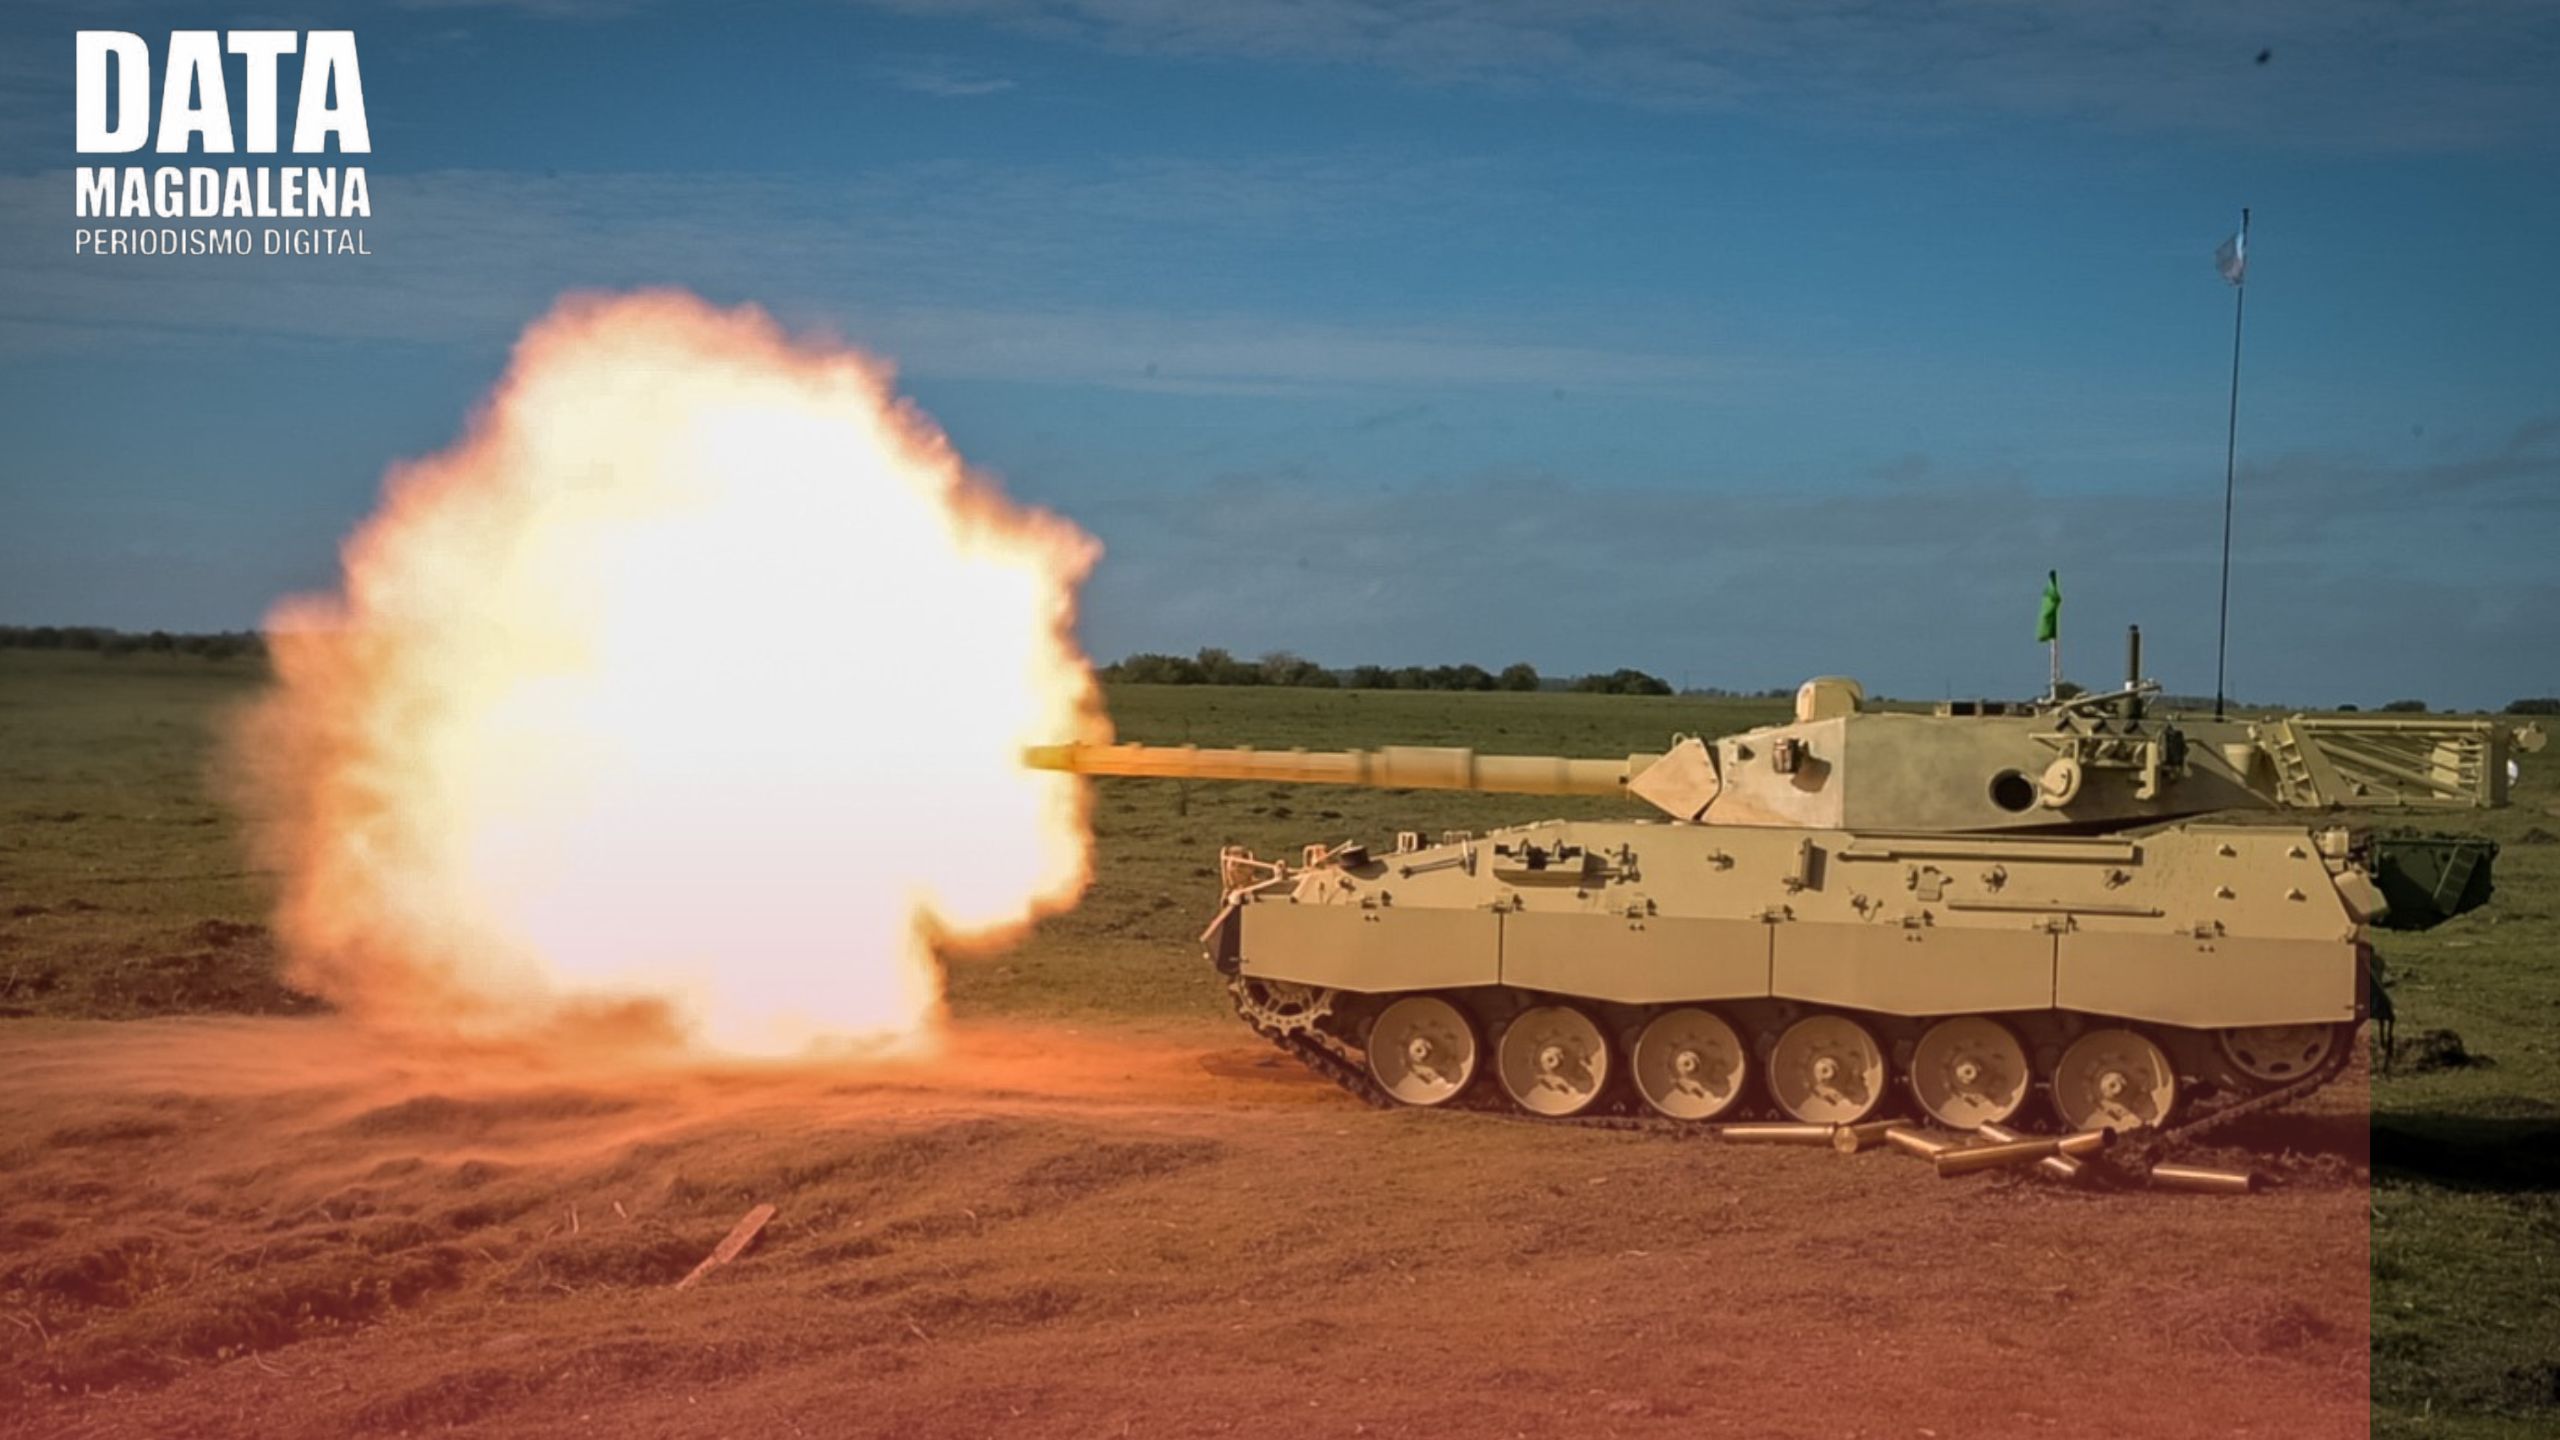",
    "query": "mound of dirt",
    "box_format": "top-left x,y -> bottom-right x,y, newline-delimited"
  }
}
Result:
2398,1027 -> 2493,1072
